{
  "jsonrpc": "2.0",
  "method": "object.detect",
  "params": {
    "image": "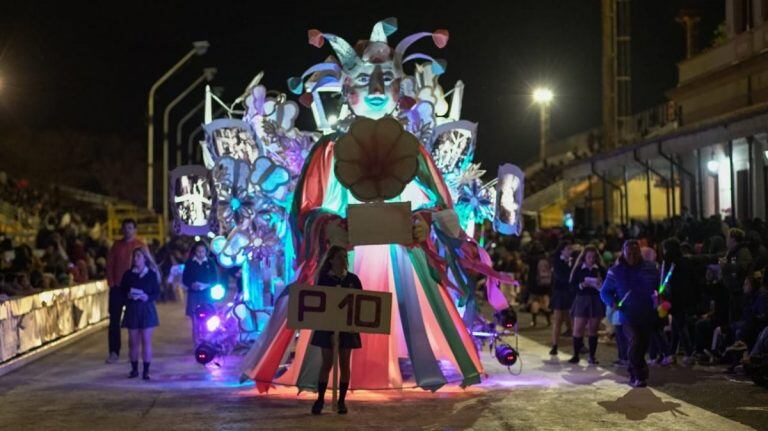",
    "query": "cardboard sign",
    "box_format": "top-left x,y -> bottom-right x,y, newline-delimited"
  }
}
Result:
347,202 -> 412,246
287,284 -> 392,334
